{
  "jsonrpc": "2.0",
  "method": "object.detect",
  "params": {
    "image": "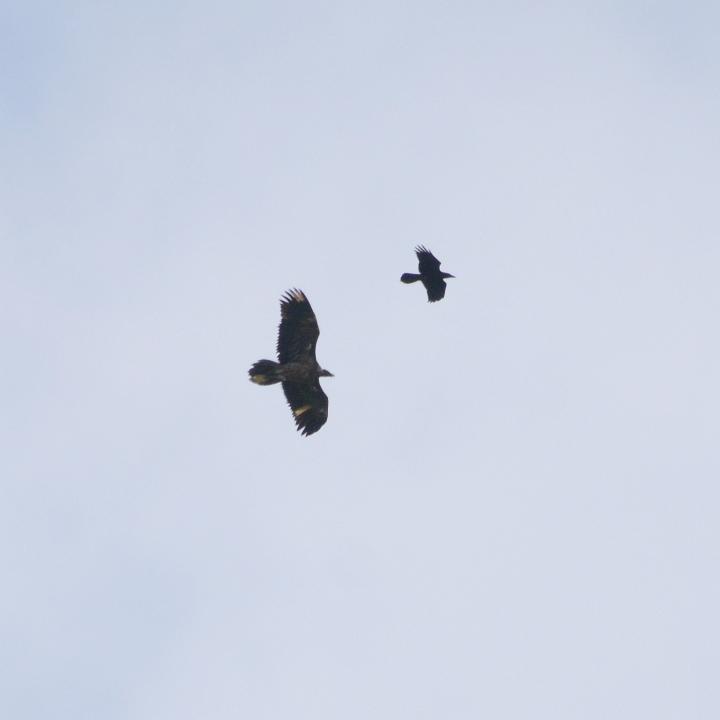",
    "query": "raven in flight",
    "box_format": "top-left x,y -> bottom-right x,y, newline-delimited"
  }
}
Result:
401,246 -> 455,302
249,289 -> 333,436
